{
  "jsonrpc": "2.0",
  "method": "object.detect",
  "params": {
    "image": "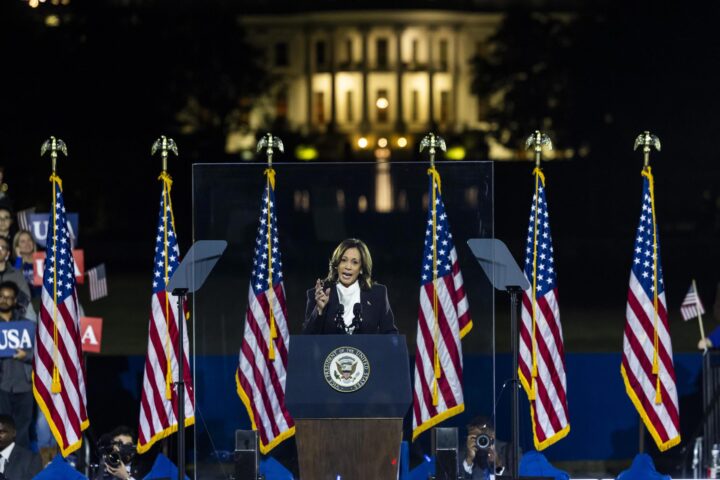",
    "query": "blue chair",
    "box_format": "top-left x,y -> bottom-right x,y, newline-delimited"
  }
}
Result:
519,450 -> 570,480
616,453 -> 671,480
33,454 -> 88,480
